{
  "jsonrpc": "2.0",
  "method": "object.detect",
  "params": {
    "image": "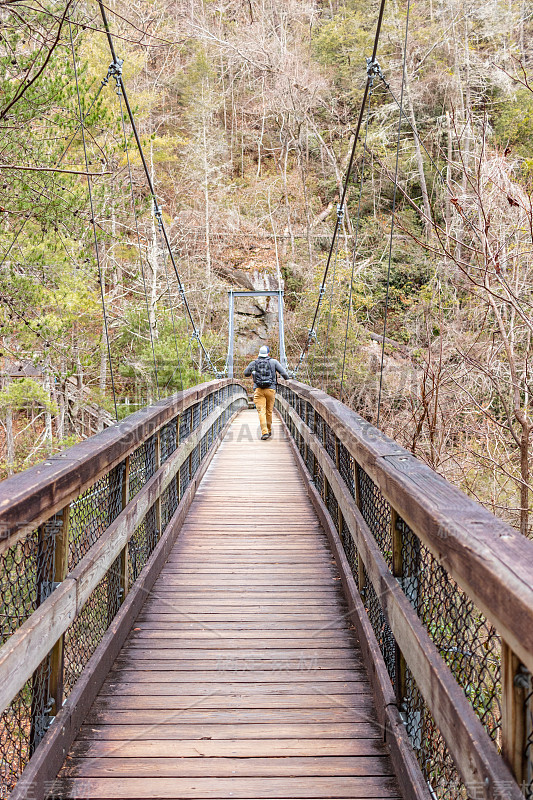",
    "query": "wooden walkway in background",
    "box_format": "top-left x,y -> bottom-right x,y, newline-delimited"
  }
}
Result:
51,410 -> 400,800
